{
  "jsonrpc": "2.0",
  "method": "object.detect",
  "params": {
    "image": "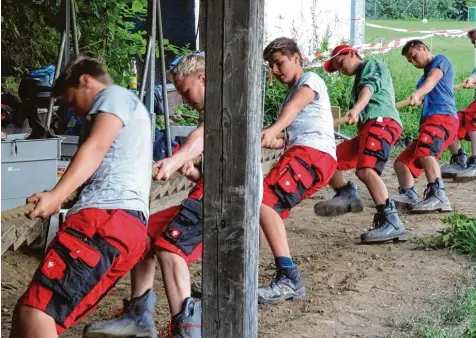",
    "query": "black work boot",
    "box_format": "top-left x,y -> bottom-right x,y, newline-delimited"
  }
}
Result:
454,155 -> 476,182
441,148 -> 467,178
83,289 -> 157,338
314,181 -> 364,216
410,178 -> 452,213
360,199 -> 407,244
